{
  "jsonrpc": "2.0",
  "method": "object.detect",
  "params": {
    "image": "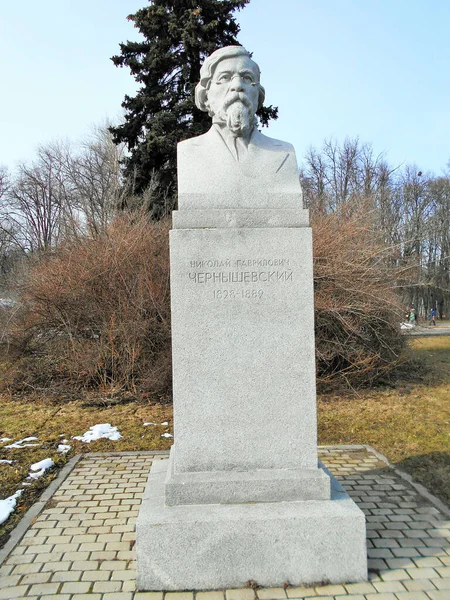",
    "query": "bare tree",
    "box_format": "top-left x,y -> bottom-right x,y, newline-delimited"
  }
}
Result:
6,143 -> 75,252
65,122 -> 127,236
300,139 -> 450,319
301,137 -> 392,214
